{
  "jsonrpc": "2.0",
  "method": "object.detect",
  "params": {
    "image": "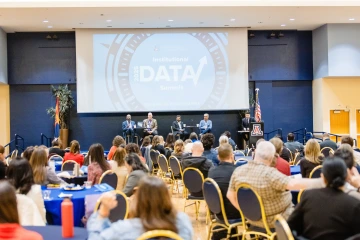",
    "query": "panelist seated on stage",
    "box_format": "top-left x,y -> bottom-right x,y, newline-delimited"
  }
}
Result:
241,112 -> 256,131
172,115 -> 189,139
142,112 -> 158,136
122,114 -> 136,142
199,113 -> 212,134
